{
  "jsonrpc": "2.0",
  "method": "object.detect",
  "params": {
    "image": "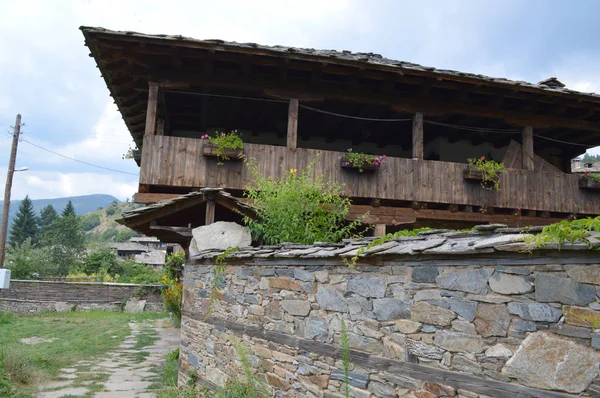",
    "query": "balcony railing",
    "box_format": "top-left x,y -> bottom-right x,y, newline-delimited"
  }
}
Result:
139,135 -> 600,215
